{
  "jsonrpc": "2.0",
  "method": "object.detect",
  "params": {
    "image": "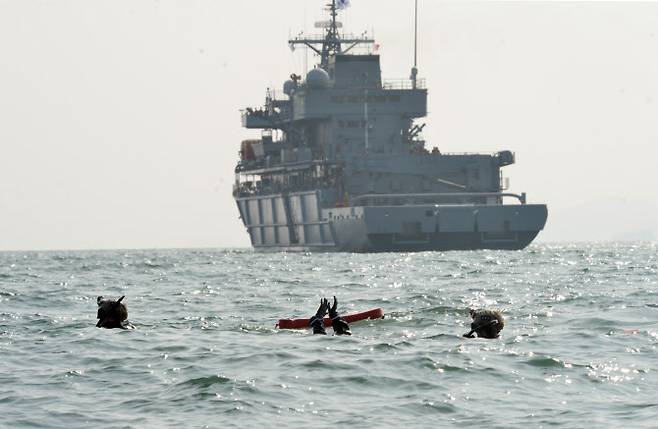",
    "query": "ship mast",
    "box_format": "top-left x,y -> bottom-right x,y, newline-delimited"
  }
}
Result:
289,0 -> 374,69
411,0 -> 419,89
322,0 -> 342,66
